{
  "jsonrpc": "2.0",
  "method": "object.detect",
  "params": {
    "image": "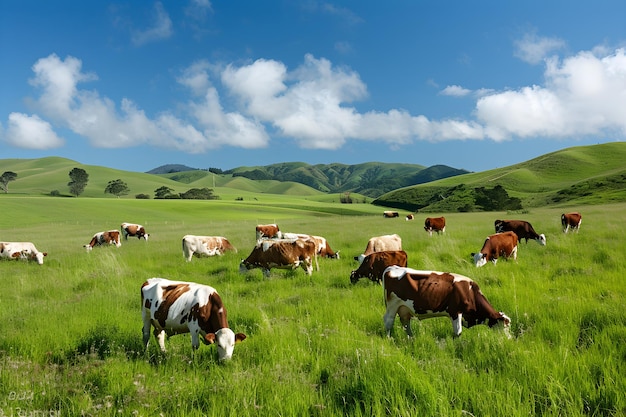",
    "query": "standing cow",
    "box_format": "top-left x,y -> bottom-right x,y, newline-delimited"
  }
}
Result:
424,217 -> 446,236
350,250 -> 408,284
255,224 -> 282,240
141,278 -> 246,360
382,266 -> 511,338
472,231 -> 518,267
561,212 -> 582,233
354,234 -> 403,264
182,235 -> 237,261
121,223 -> 149,241
239,238 -> 317,277
84,230 -> 121,251
495,219 -> 546,245
0,242 -> 48,265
